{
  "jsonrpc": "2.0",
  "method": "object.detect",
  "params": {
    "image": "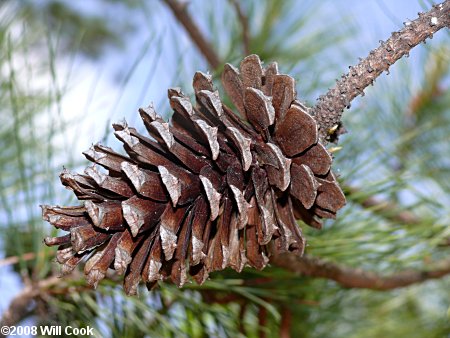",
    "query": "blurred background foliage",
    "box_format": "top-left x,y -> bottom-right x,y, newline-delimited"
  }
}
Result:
0,0 -> 449,337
